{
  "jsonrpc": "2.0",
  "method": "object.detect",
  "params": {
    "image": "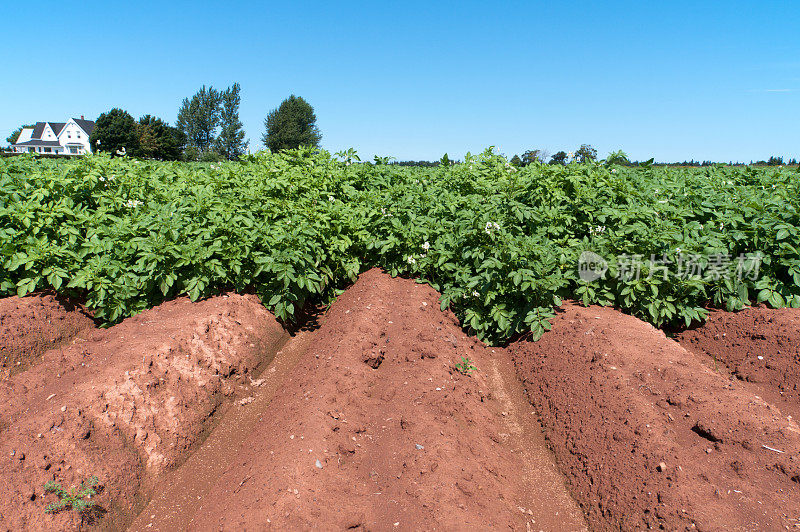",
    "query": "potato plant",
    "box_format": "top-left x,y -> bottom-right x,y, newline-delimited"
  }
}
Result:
1,150 -> 798,345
